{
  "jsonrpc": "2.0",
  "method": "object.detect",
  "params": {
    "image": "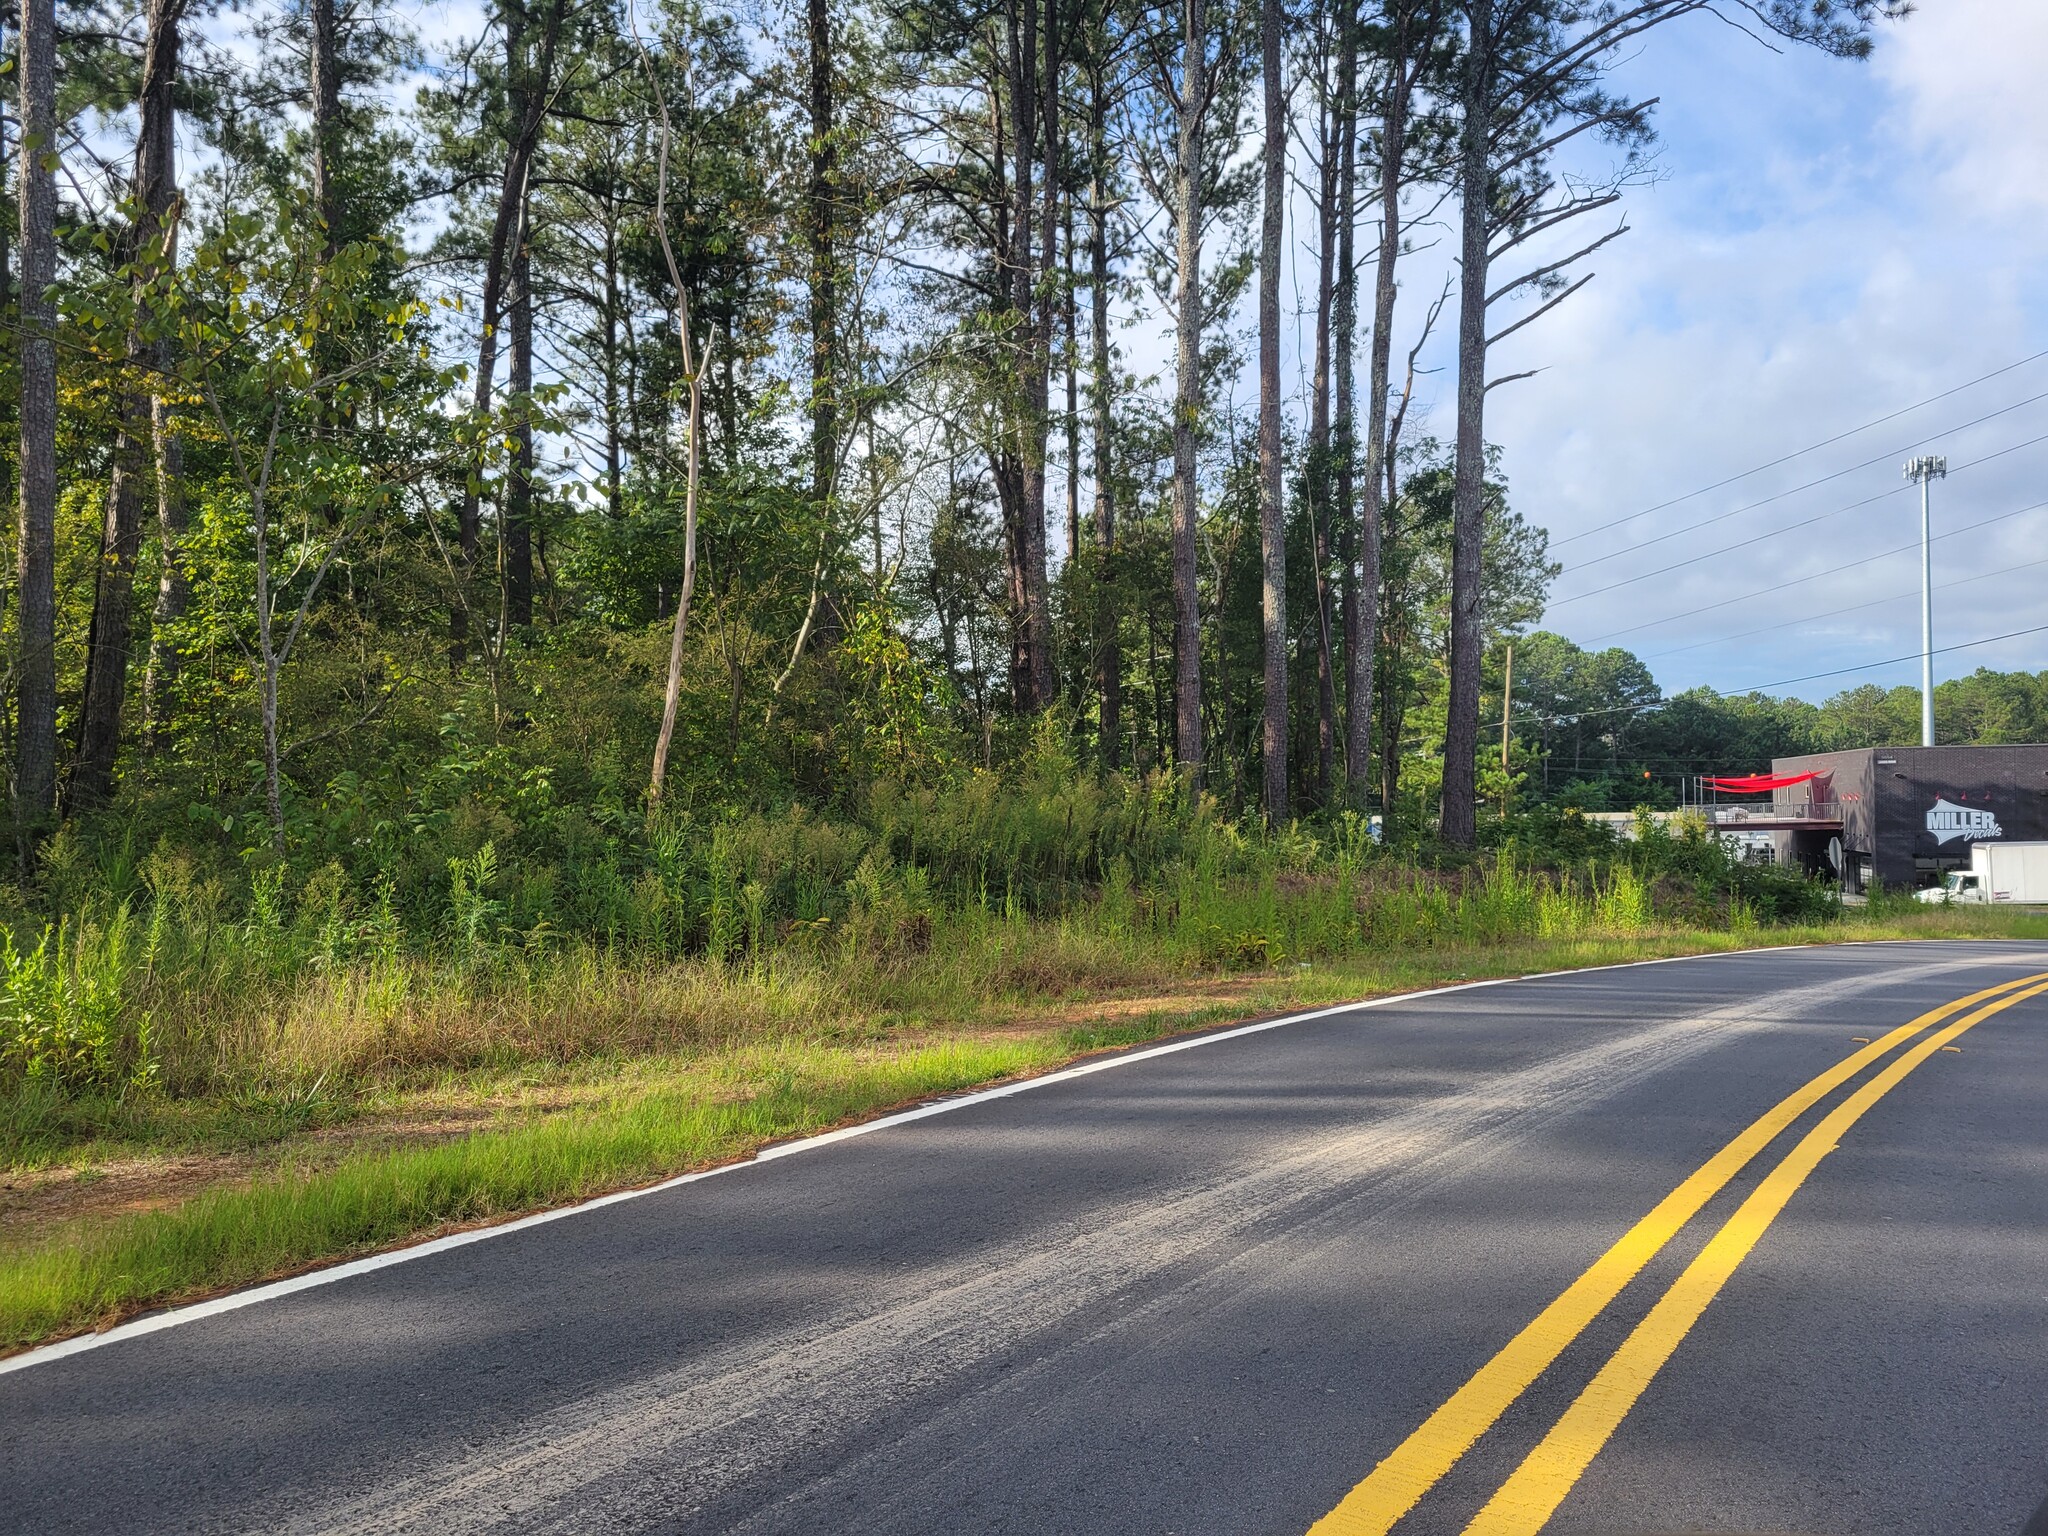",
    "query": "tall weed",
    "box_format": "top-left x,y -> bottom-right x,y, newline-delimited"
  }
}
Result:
0,909 -> 146,1094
